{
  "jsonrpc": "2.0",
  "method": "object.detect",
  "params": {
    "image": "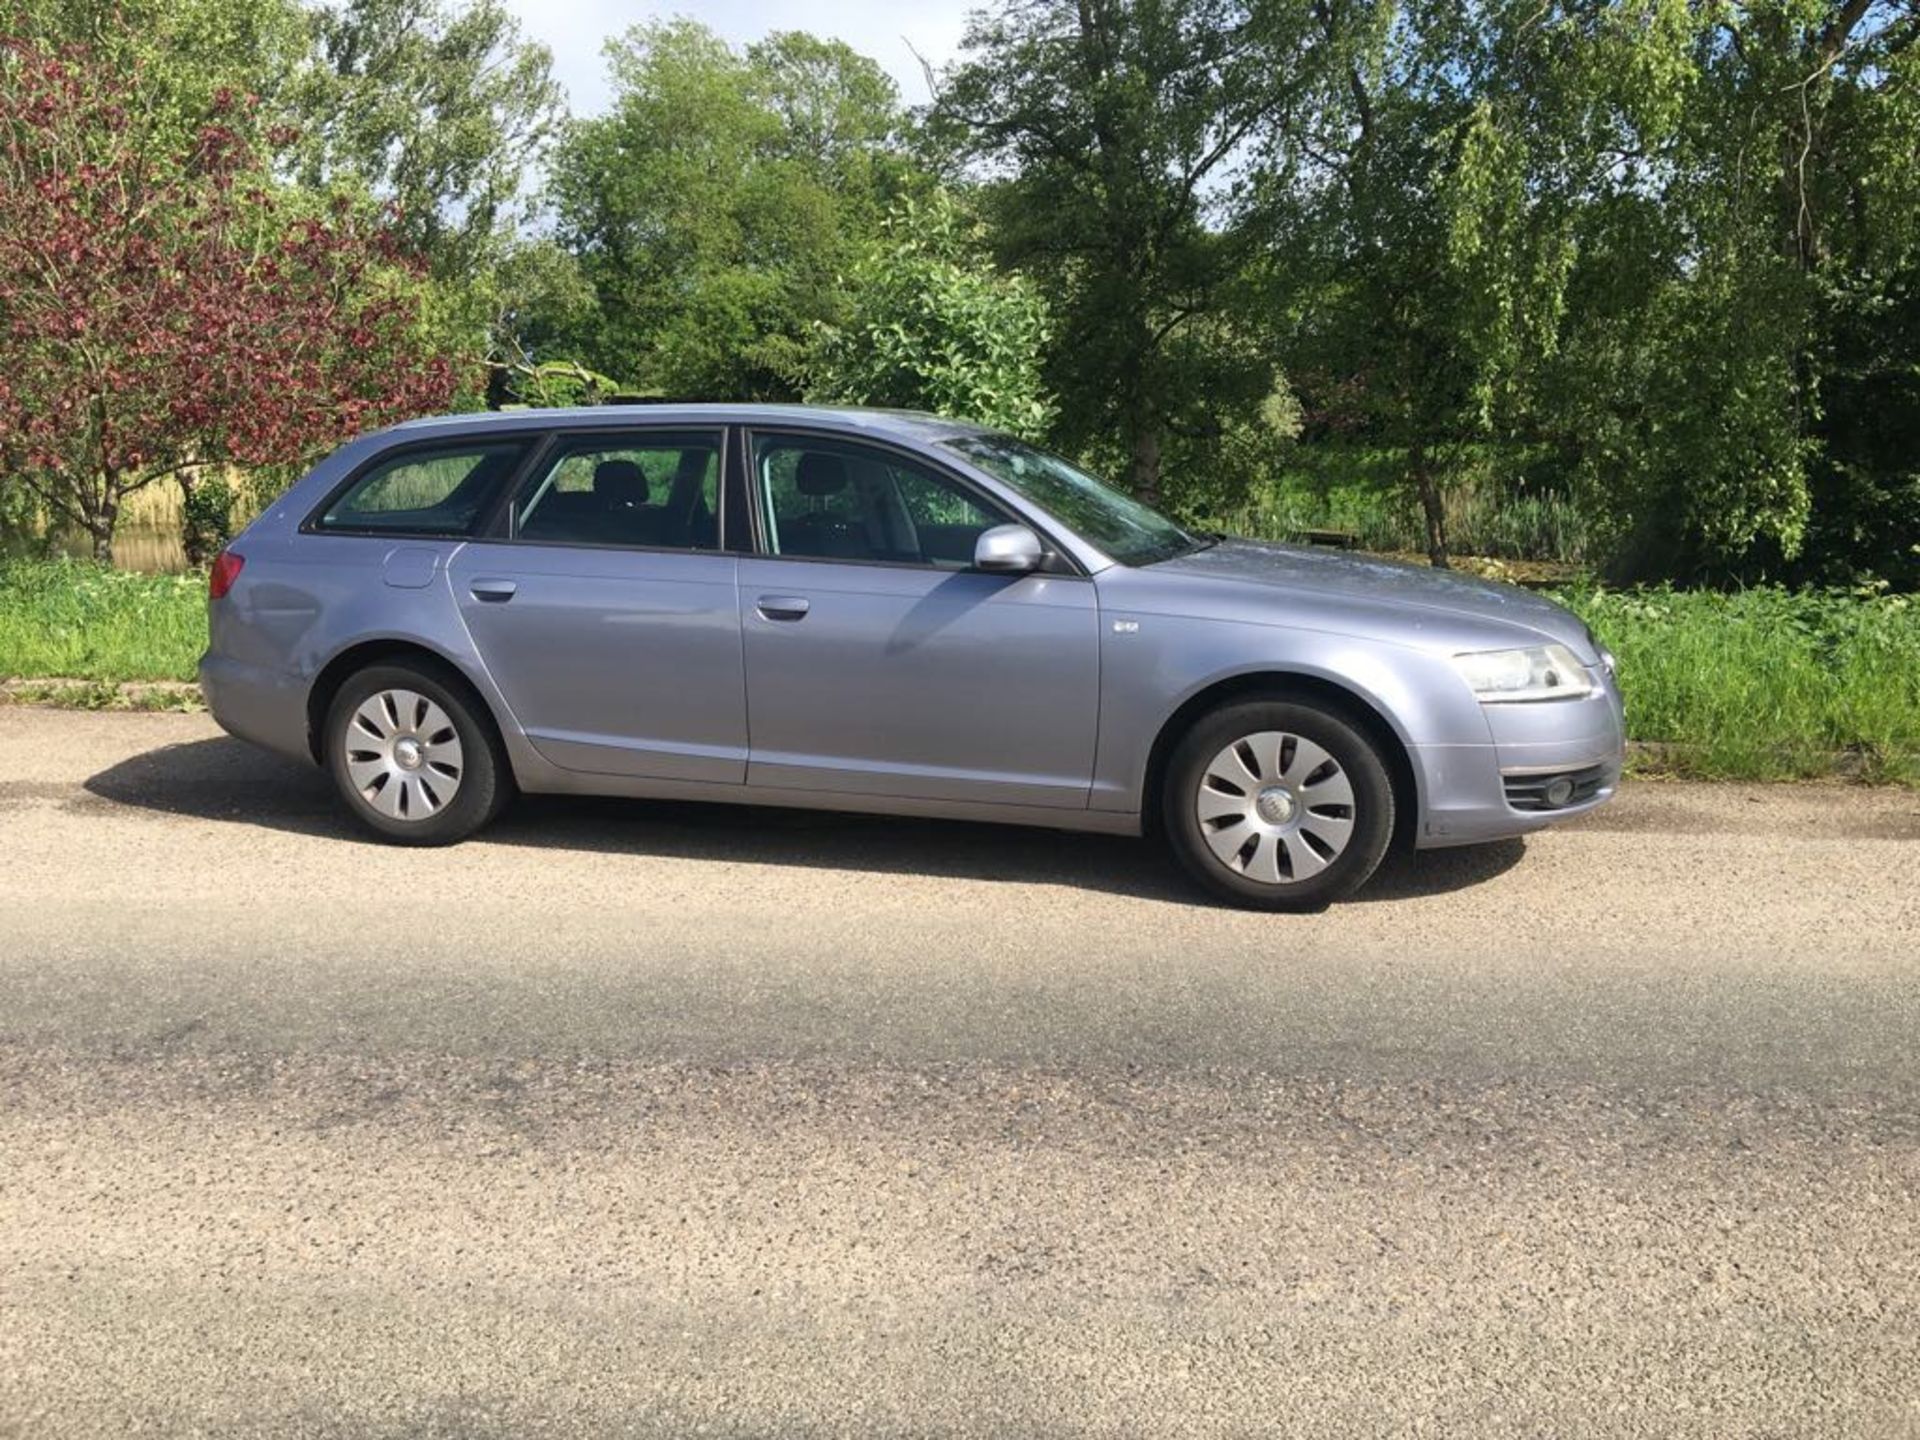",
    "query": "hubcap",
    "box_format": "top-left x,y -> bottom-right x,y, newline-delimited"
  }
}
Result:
1196,731 -> 1356,885
1254,786 -> 1297,825
342,688 -> 464,822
